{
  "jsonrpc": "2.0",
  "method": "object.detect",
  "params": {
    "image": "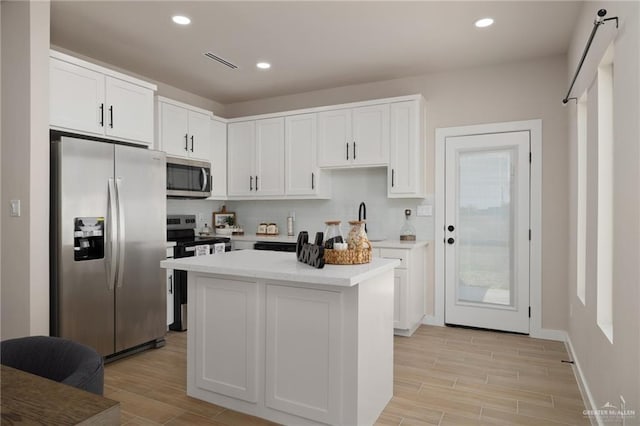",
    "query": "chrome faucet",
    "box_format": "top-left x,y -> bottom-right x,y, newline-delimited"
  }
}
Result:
358,202 -> 367,233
